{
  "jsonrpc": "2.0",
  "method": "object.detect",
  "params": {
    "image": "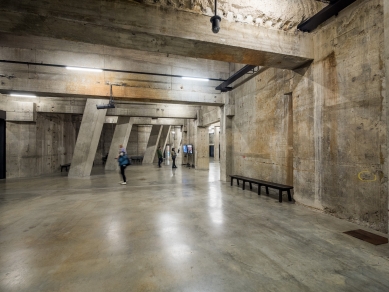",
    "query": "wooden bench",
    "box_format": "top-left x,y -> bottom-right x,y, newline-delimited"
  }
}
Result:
130,156 -> 143,165
60,163 -> 71,172
230,175 -> 293,203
